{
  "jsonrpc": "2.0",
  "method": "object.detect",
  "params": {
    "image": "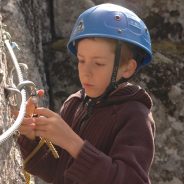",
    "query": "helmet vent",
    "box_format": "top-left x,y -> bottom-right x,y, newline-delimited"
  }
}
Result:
73,20 -> 84,35
115,15 -> 121,21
